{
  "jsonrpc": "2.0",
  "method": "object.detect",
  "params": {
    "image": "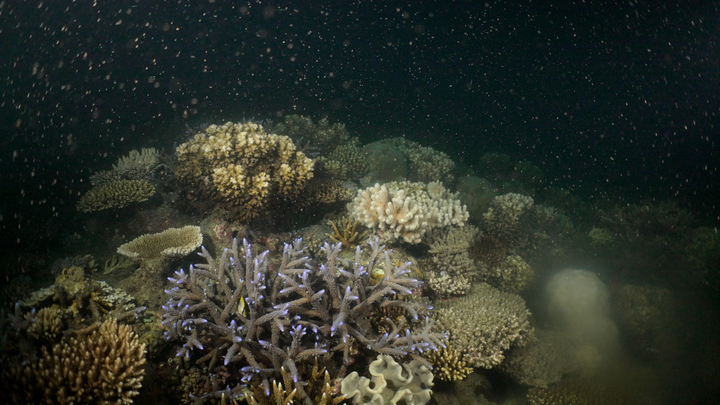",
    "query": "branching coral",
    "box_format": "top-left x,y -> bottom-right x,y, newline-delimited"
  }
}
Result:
162,238 -> 444,405
348,181 -> 468,244
175,121 -> 314,221
326,217 -> 368,248
3,318 -> 146,404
